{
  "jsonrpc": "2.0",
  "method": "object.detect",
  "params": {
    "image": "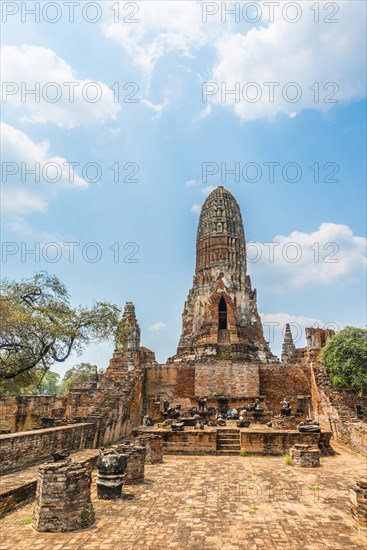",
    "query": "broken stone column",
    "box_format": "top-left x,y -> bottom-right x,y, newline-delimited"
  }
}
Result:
139,434 -> 163,464
350,478 -> 367,537
114,443 -> 146,484
289,444 -> 320,467
33,459 -> 94,532
96,449 -> 127,500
